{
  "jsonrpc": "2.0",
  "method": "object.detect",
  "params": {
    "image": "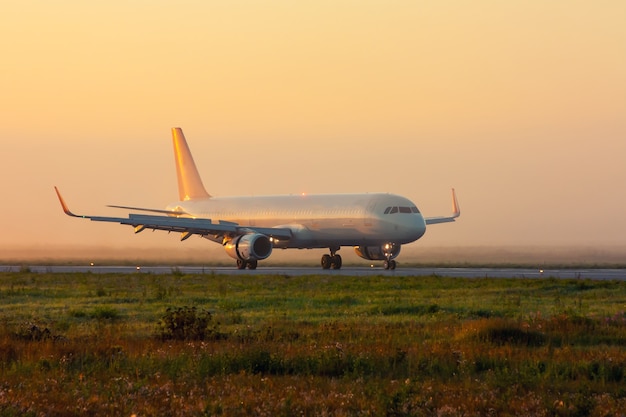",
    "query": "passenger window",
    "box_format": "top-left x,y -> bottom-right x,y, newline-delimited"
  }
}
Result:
384,207 -> 391,214
390,207 -> 398,214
